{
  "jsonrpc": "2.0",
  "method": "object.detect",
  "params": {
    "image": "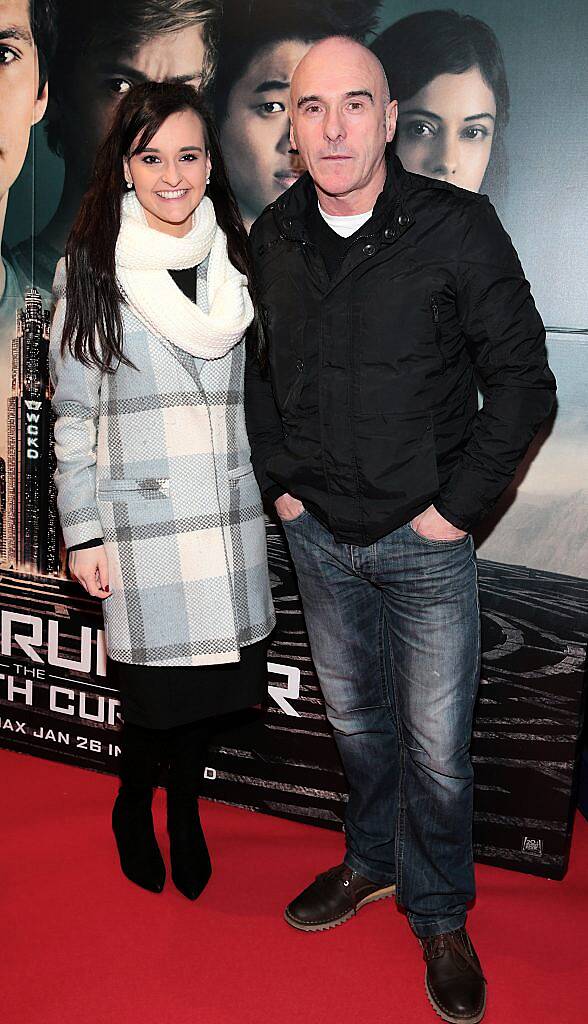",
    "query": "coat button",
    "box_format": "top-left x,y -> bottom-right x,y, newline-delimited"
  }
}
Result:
384,227 -> 395,240
282,217 -> 292,230
397,213 -> 410,227
296,359 -> 304,372
363,242 -> 377,256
